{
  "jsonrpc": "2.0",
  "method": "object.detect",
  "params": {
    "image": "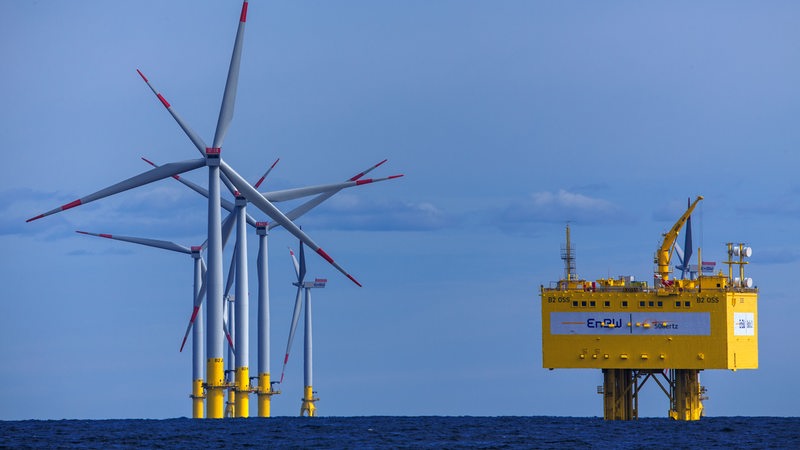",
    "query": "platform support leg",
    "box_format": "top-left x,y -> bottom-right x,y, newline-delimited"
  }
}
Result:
669,369 -> 704,421
602,369 -> 637,420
